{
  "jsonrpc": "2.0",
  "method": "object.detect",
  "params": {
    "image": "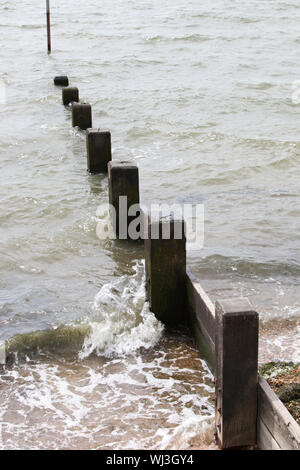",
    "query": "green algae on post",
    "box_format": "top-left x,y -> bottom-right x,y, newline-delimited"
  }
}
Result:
5,324 -> 91,361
